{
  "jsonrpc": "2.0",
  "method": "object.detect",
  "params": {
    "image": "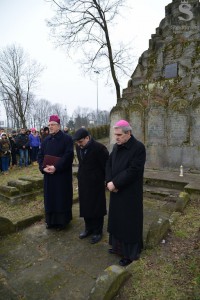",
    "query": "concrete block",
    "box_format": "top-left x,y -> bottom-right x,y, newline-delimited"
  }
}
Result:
175,192 -> 190,212
19,176 -> 43,189
0,185 -> 19,197
145,217 -> 170,249
7,180 -> 34,193
88,265 -> 131,300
